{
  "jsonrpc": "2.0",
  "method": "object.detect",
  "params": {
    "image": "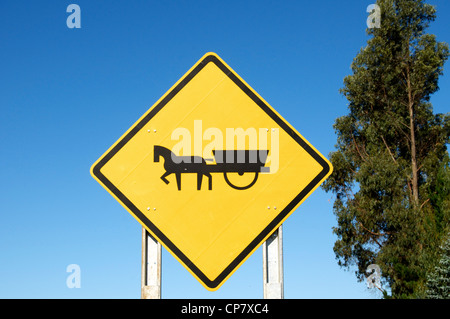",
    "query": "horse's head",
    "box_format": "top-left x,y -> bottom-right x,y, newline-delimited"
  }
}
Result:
154,145 -> 161,162
154,145 -> 172,163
